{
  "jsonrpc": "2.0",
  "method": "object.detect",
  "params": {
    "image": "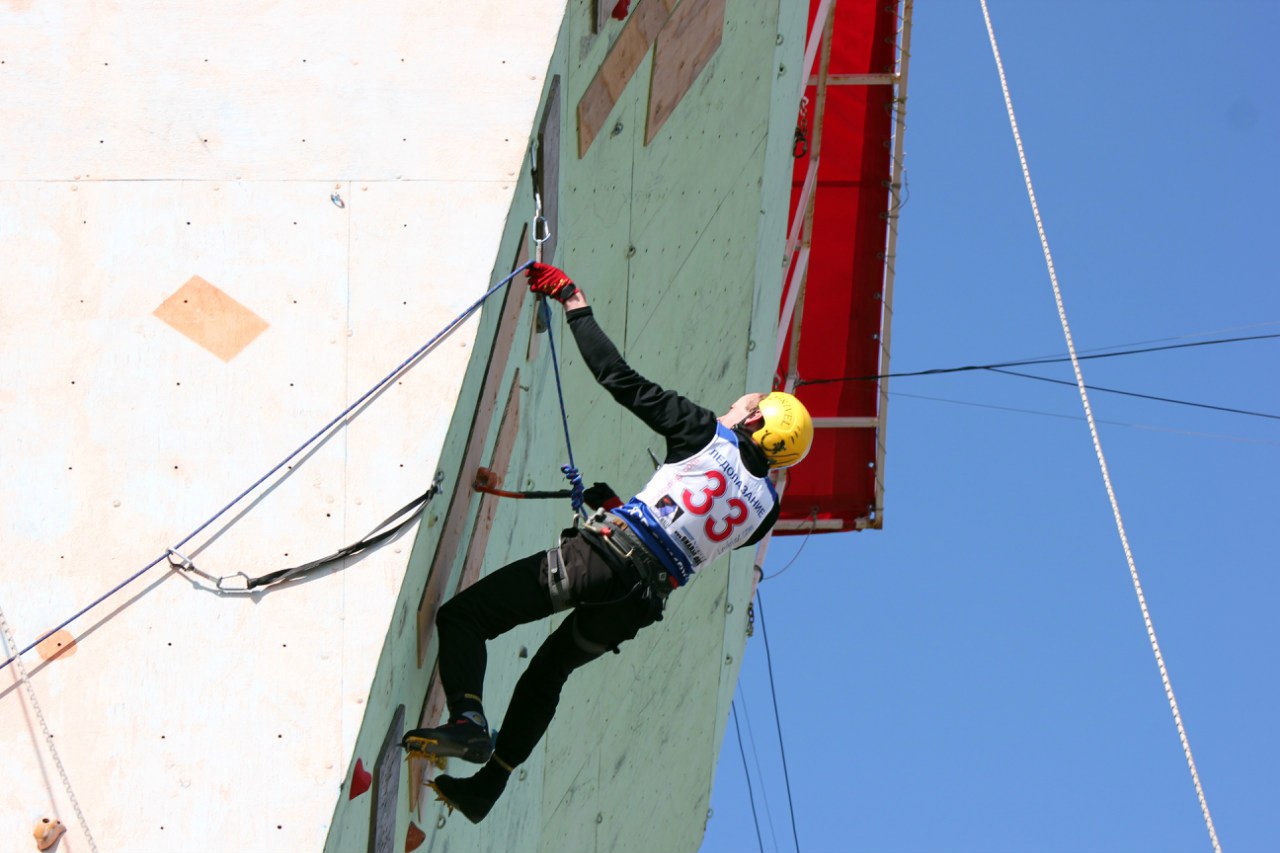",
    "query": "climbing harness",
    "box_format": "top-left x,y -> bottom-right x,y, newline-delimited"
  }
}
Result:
580,510 -> 674,618
3,262 -> 531,672
980,3 -> 1220,850
544,544 -> 572,613
170,473 -> 445,593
